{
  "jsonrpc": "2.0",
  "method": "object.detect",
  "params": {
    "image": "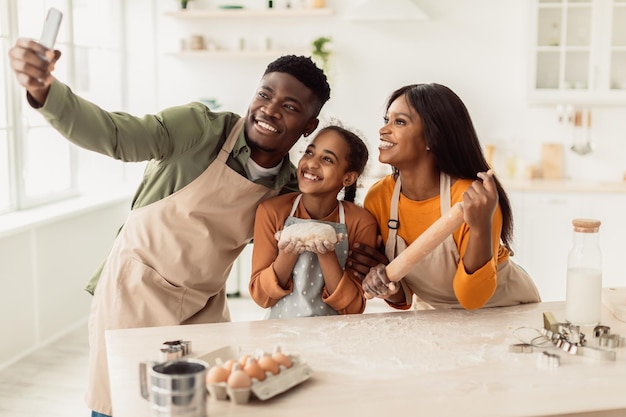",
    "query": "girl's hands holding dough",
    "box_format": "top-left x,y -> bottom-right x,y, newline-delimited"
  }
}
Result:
274,222 -> 344,254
